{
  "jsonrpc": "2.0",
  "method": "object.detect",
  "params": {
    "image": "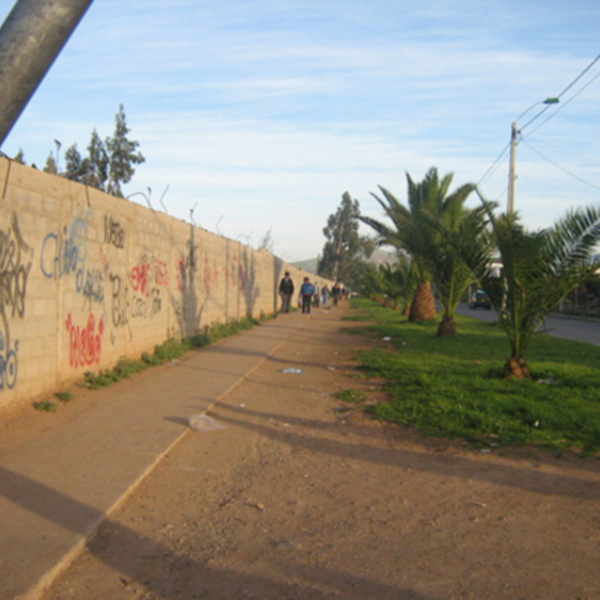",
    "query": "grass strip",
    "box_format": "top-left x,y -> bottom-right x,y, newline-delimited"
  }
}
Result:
348,298 -> 600,454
